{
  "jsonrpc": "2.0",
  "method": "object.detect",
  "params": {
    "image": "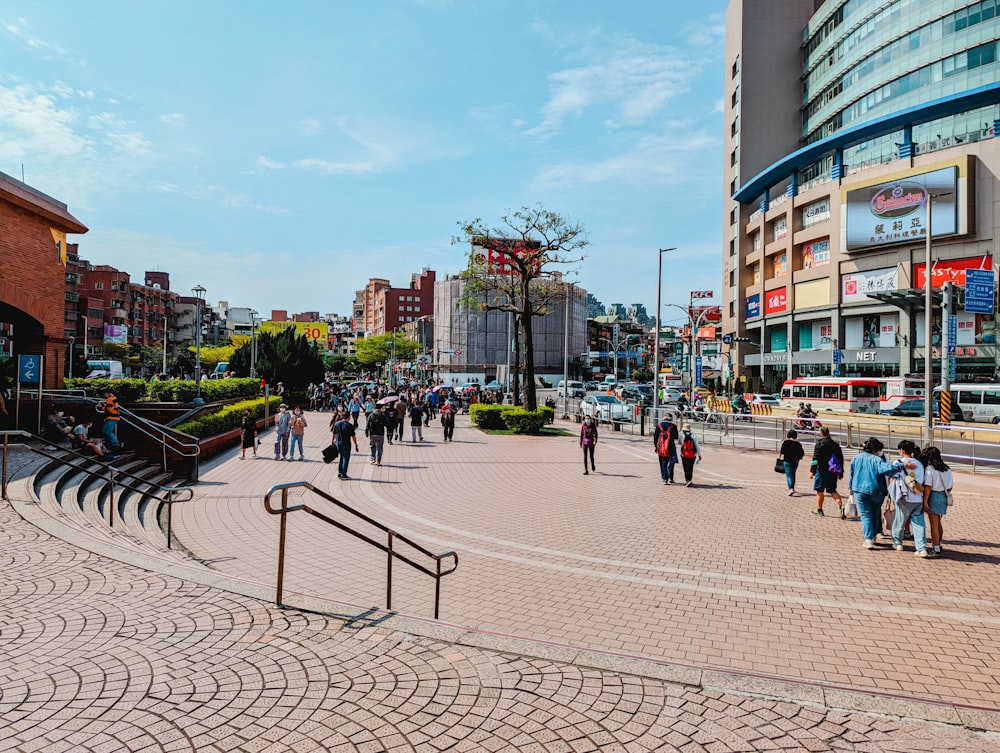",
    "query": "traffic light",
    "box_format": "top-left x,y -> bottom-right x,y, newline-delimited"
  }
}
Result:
733,337 -> 759,344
